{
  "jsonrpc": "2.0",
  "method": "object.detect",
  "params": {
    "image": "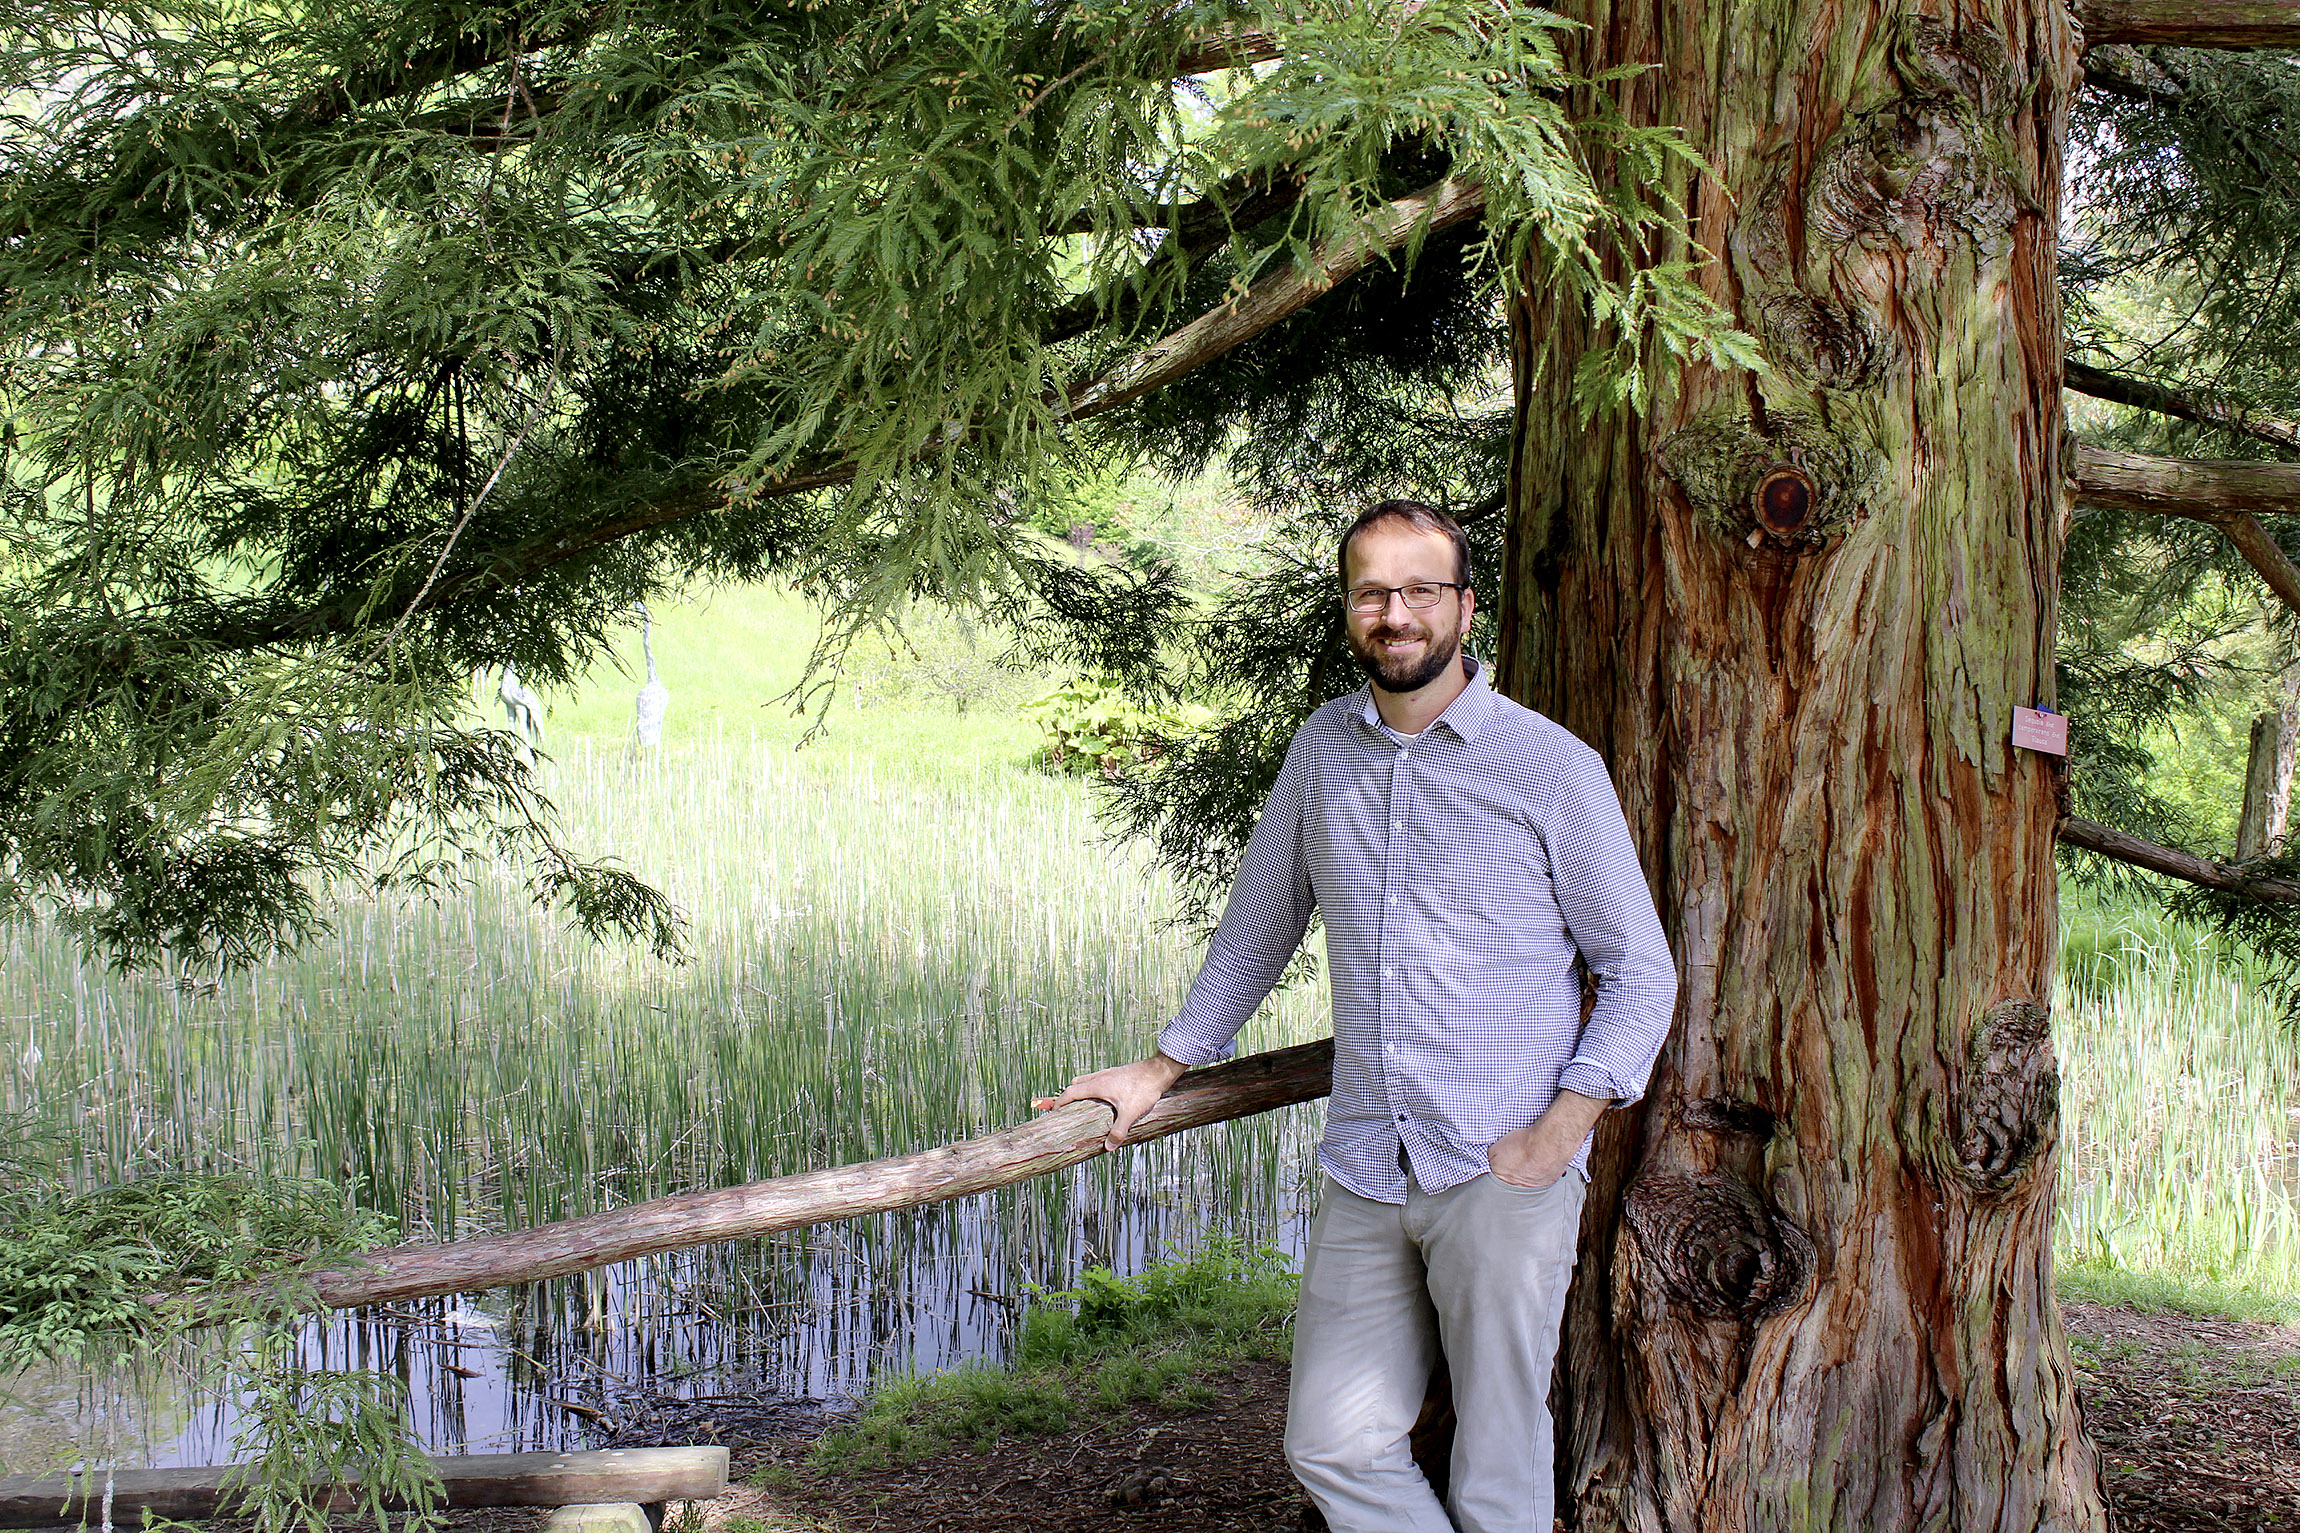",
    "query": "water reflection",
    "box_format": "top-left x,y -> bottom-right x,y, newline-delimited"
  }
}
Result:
10,1104 -> 1322,1471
